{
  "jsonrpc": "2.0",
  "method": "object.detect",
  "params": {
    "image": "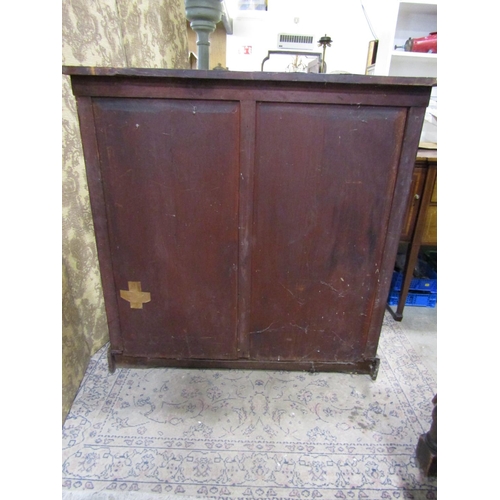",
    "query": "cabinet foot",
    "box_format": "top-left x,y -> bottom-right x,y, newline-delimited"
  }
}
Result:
369,358 -> 380,380
107,347 -> 116,374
